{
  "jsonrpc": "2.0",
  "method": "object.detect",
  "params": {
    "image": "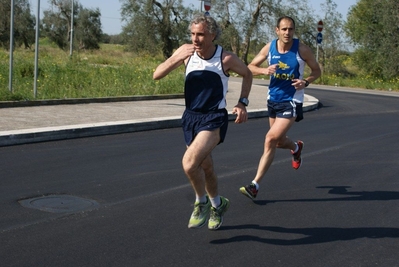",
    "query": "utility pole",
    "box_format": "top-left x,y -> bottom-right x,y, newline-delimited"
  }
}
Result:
9,0 -> 15,92
34,0 -> 41,98
69,0 -> 74,57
